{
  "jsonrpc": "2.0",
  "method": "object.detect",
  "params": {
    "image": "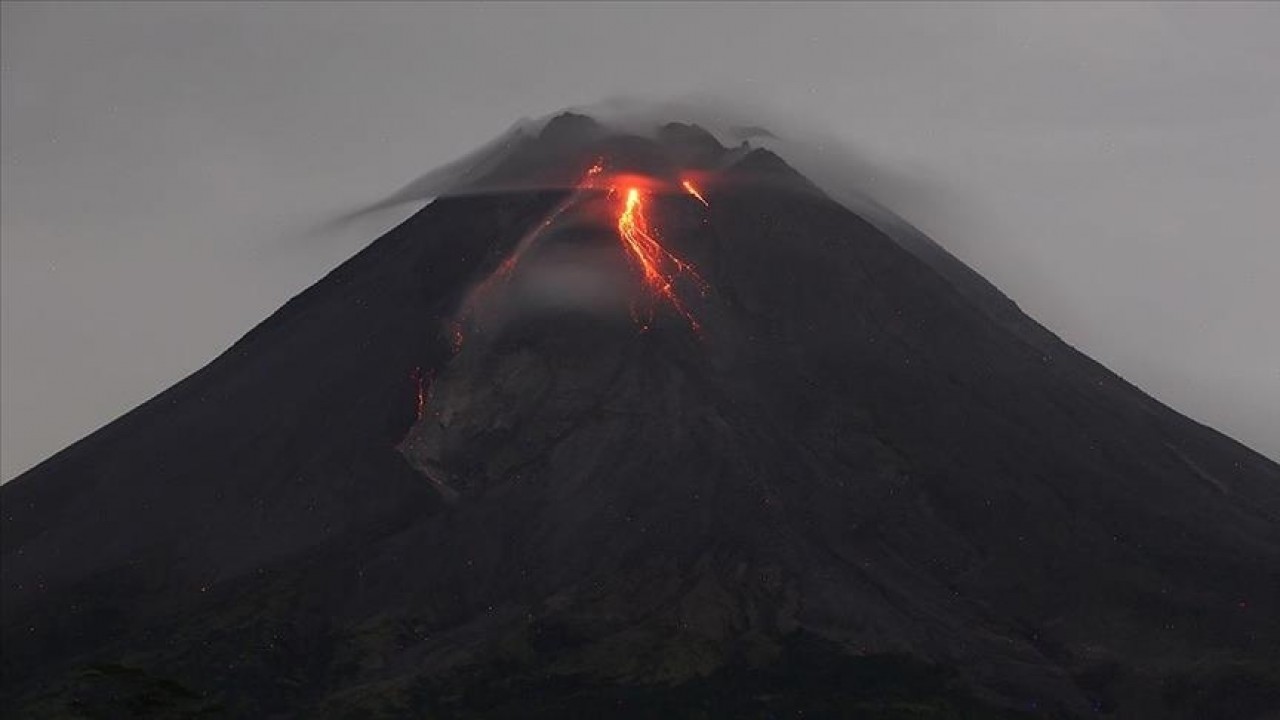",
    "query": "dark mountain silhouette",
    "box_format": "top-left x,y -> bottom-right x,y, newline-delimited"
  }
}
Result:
3,113 -> 1278,719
